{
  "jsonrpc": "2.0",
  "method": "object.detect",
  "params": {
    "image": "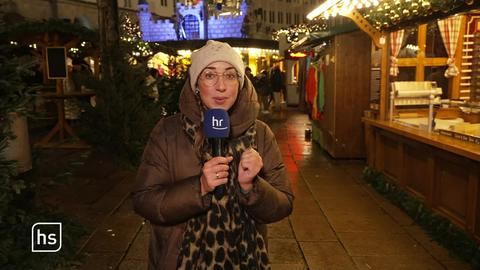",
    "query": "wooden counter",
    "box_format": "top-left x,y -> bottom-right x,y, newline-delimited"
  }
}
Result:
363,118 -> 480,161
363,118 -> 480,240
